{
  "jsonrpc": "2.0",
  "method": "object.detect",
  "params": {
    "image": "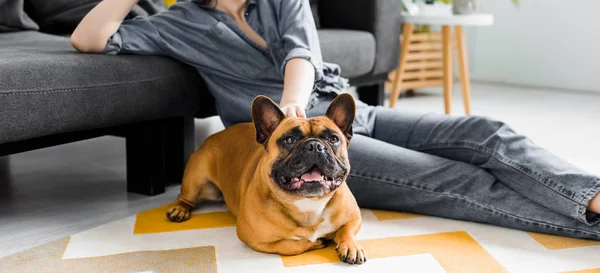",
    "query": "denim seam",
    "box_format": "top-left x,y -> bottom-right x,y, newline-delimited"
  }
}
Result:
494,155 -> 581,202
348,172 -> 600,236
410,141 -> 582,205
577,179 -> 600,225
0,76 -> 183,96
